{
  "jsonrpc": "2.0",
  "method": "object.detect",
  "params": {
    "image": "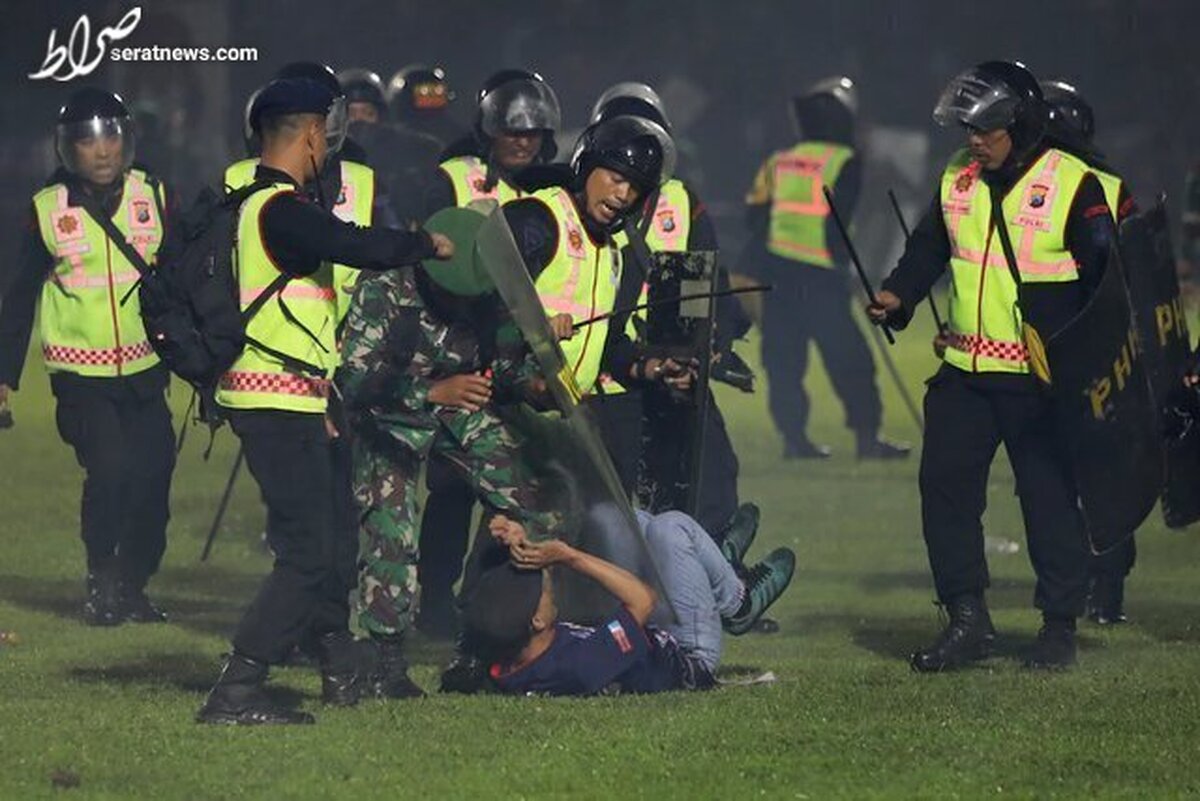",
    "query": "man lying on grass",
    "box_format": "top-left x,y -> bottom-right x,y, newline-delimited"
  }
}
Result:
462,510 -> 795,696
